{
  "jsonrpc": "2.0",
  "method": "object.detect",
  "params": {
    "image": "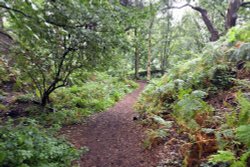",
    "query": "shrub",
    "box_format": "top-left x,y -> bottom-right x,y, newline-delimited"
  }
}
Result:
209,150 -> 250,167
209,64 -> 236,89
211,93 -> 250,167
0,119 -> 82,167
16,94 -> 36,103
227,23 -> 250,43
172,89 -> 213,130
51,72 -> 137,117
